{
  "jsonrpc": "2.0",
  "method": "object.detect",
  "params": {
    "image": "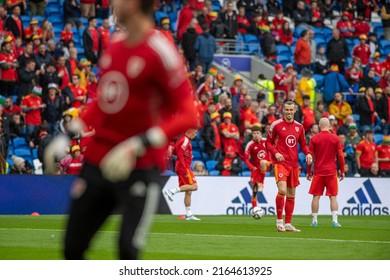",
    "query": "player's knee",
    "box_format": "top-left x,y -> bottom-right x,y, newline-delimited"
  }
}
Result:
192,184 -> 198,191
